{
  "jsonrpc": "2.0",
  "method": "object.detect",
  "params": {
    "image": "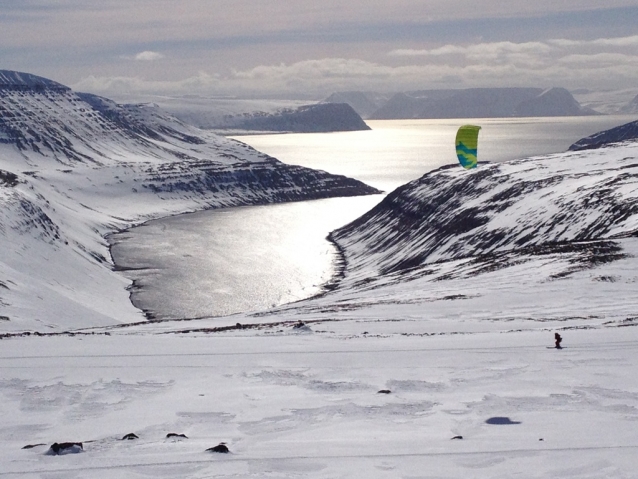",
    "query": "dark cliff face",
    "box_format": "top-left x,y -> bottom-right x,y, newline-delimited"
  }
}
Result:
570,119 -> 638,151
